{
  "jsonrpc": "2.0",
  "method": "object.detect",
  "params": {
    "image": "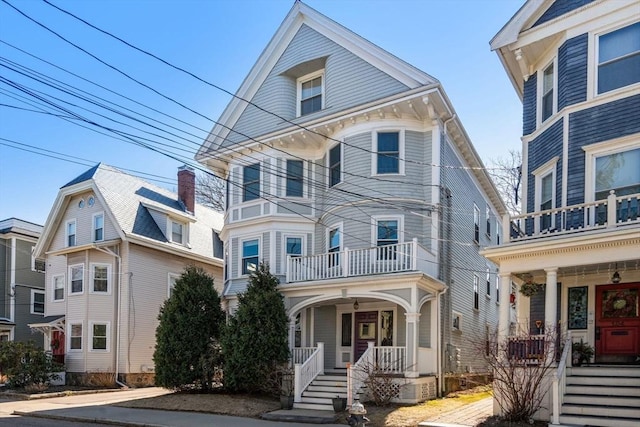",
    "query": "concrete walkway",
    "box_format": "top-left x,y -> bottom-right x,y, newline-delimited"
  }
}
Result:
419,396 -> 493,427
